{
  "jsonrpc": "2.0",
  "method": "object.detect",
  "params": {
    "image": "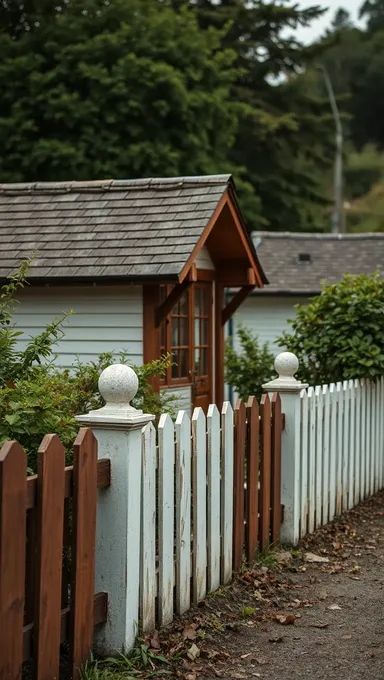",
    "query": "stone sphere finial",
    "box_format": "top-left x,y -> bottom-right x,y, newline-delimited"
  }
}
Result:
274,351 -> 299,379
98,364 -> 139,406
262,351 -> 308,393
